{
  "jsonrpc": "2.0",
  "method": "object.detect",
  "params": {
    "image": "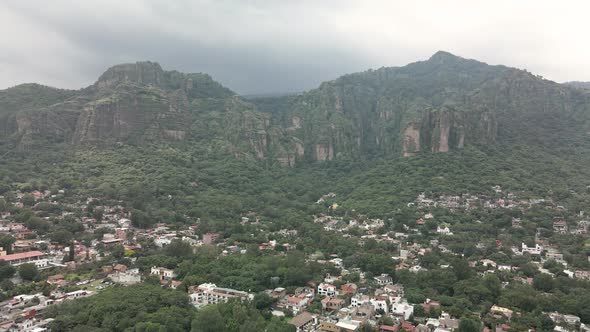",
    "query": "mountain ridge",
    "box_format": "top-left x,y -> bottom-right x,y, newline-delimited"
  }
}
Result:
1,51 -> 589,165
